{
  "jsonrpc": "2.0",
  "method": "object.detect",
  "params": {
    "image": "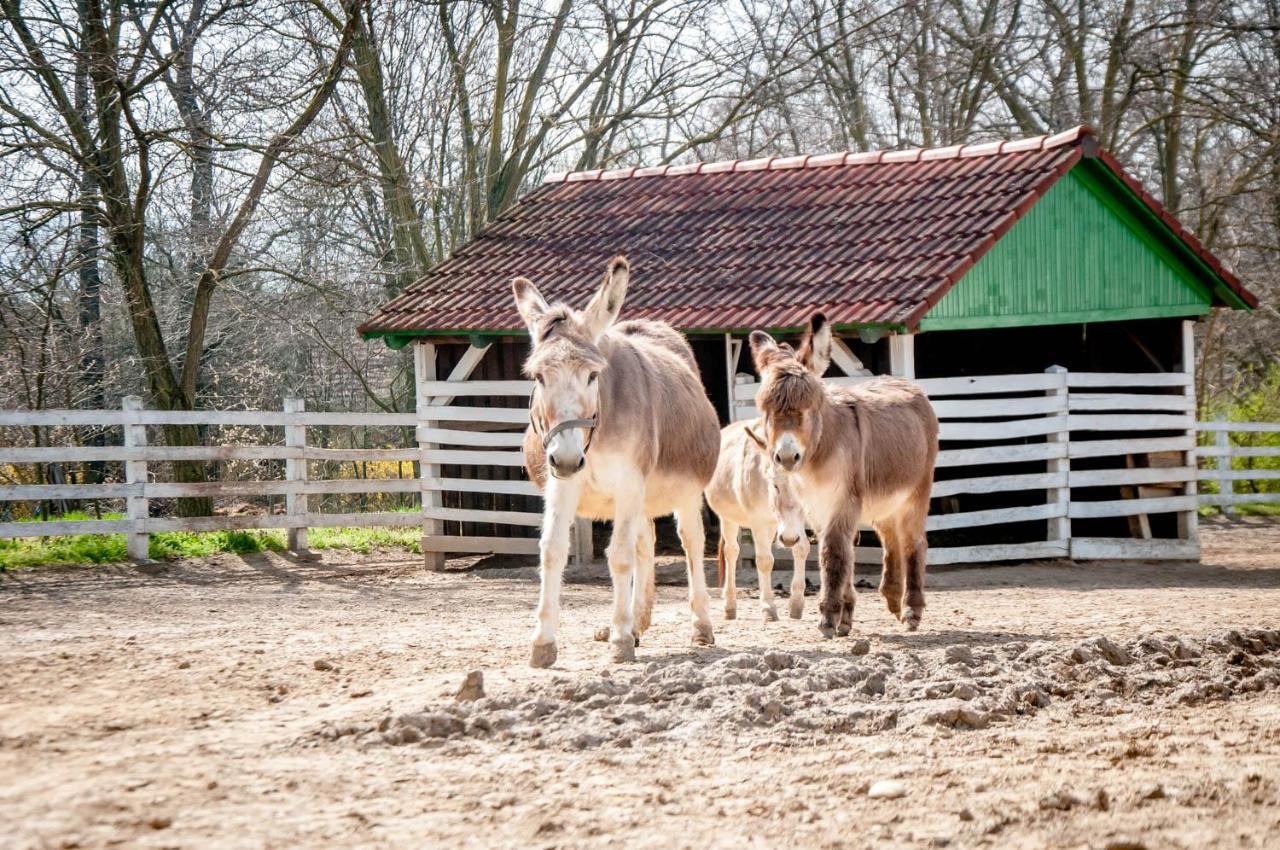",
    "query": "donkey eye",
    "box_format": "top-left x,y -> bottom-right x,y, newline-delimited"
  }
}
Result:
535,375 -> 545,386
587,371 -> 599,384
